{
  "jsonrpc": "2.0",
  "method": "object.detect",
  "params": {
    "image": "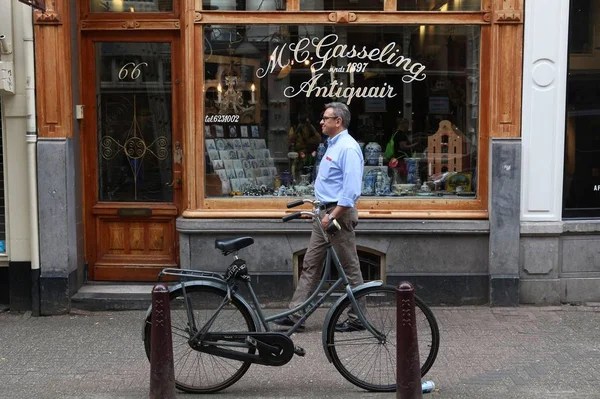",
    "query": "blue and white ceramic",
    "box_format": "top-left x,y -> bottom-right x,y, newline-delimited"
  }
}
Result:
362,173 -> 376,195
364,142 -> 382,166
316,142 -> 326,162
406,158 -> 419,184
